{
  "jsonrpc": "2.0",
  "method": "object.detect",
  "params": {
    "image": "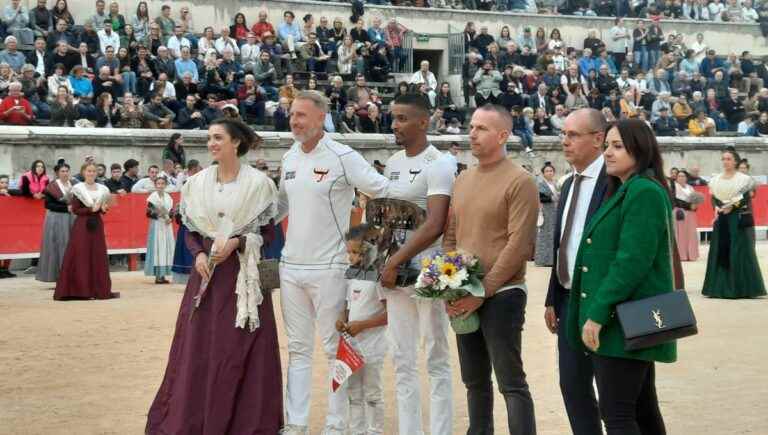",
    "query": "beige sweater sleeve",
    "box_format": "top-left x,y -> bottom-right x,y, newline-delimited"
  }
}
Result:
483,173 -> 540,294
